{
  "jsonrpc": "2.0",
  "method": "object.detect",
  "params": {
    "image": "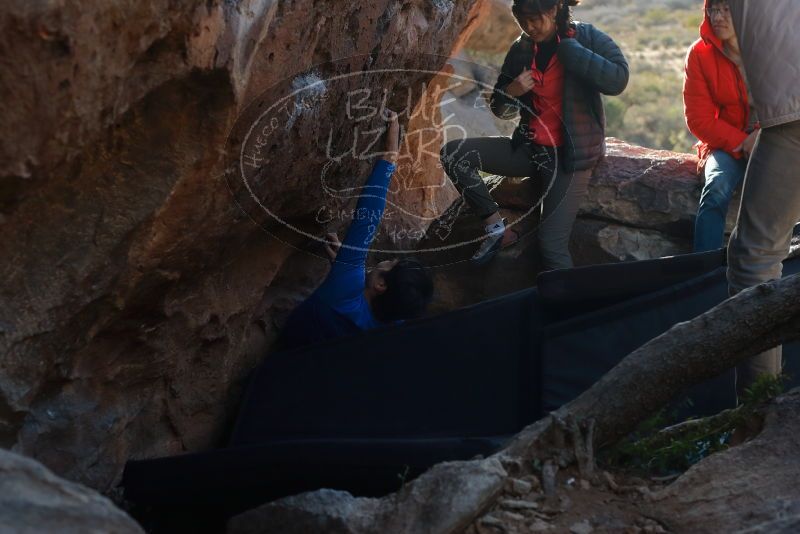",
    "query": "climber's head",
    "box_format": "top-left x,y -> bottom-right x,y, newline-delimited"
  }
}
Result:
512,0 -> 579,42
367,258 -> 433,322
